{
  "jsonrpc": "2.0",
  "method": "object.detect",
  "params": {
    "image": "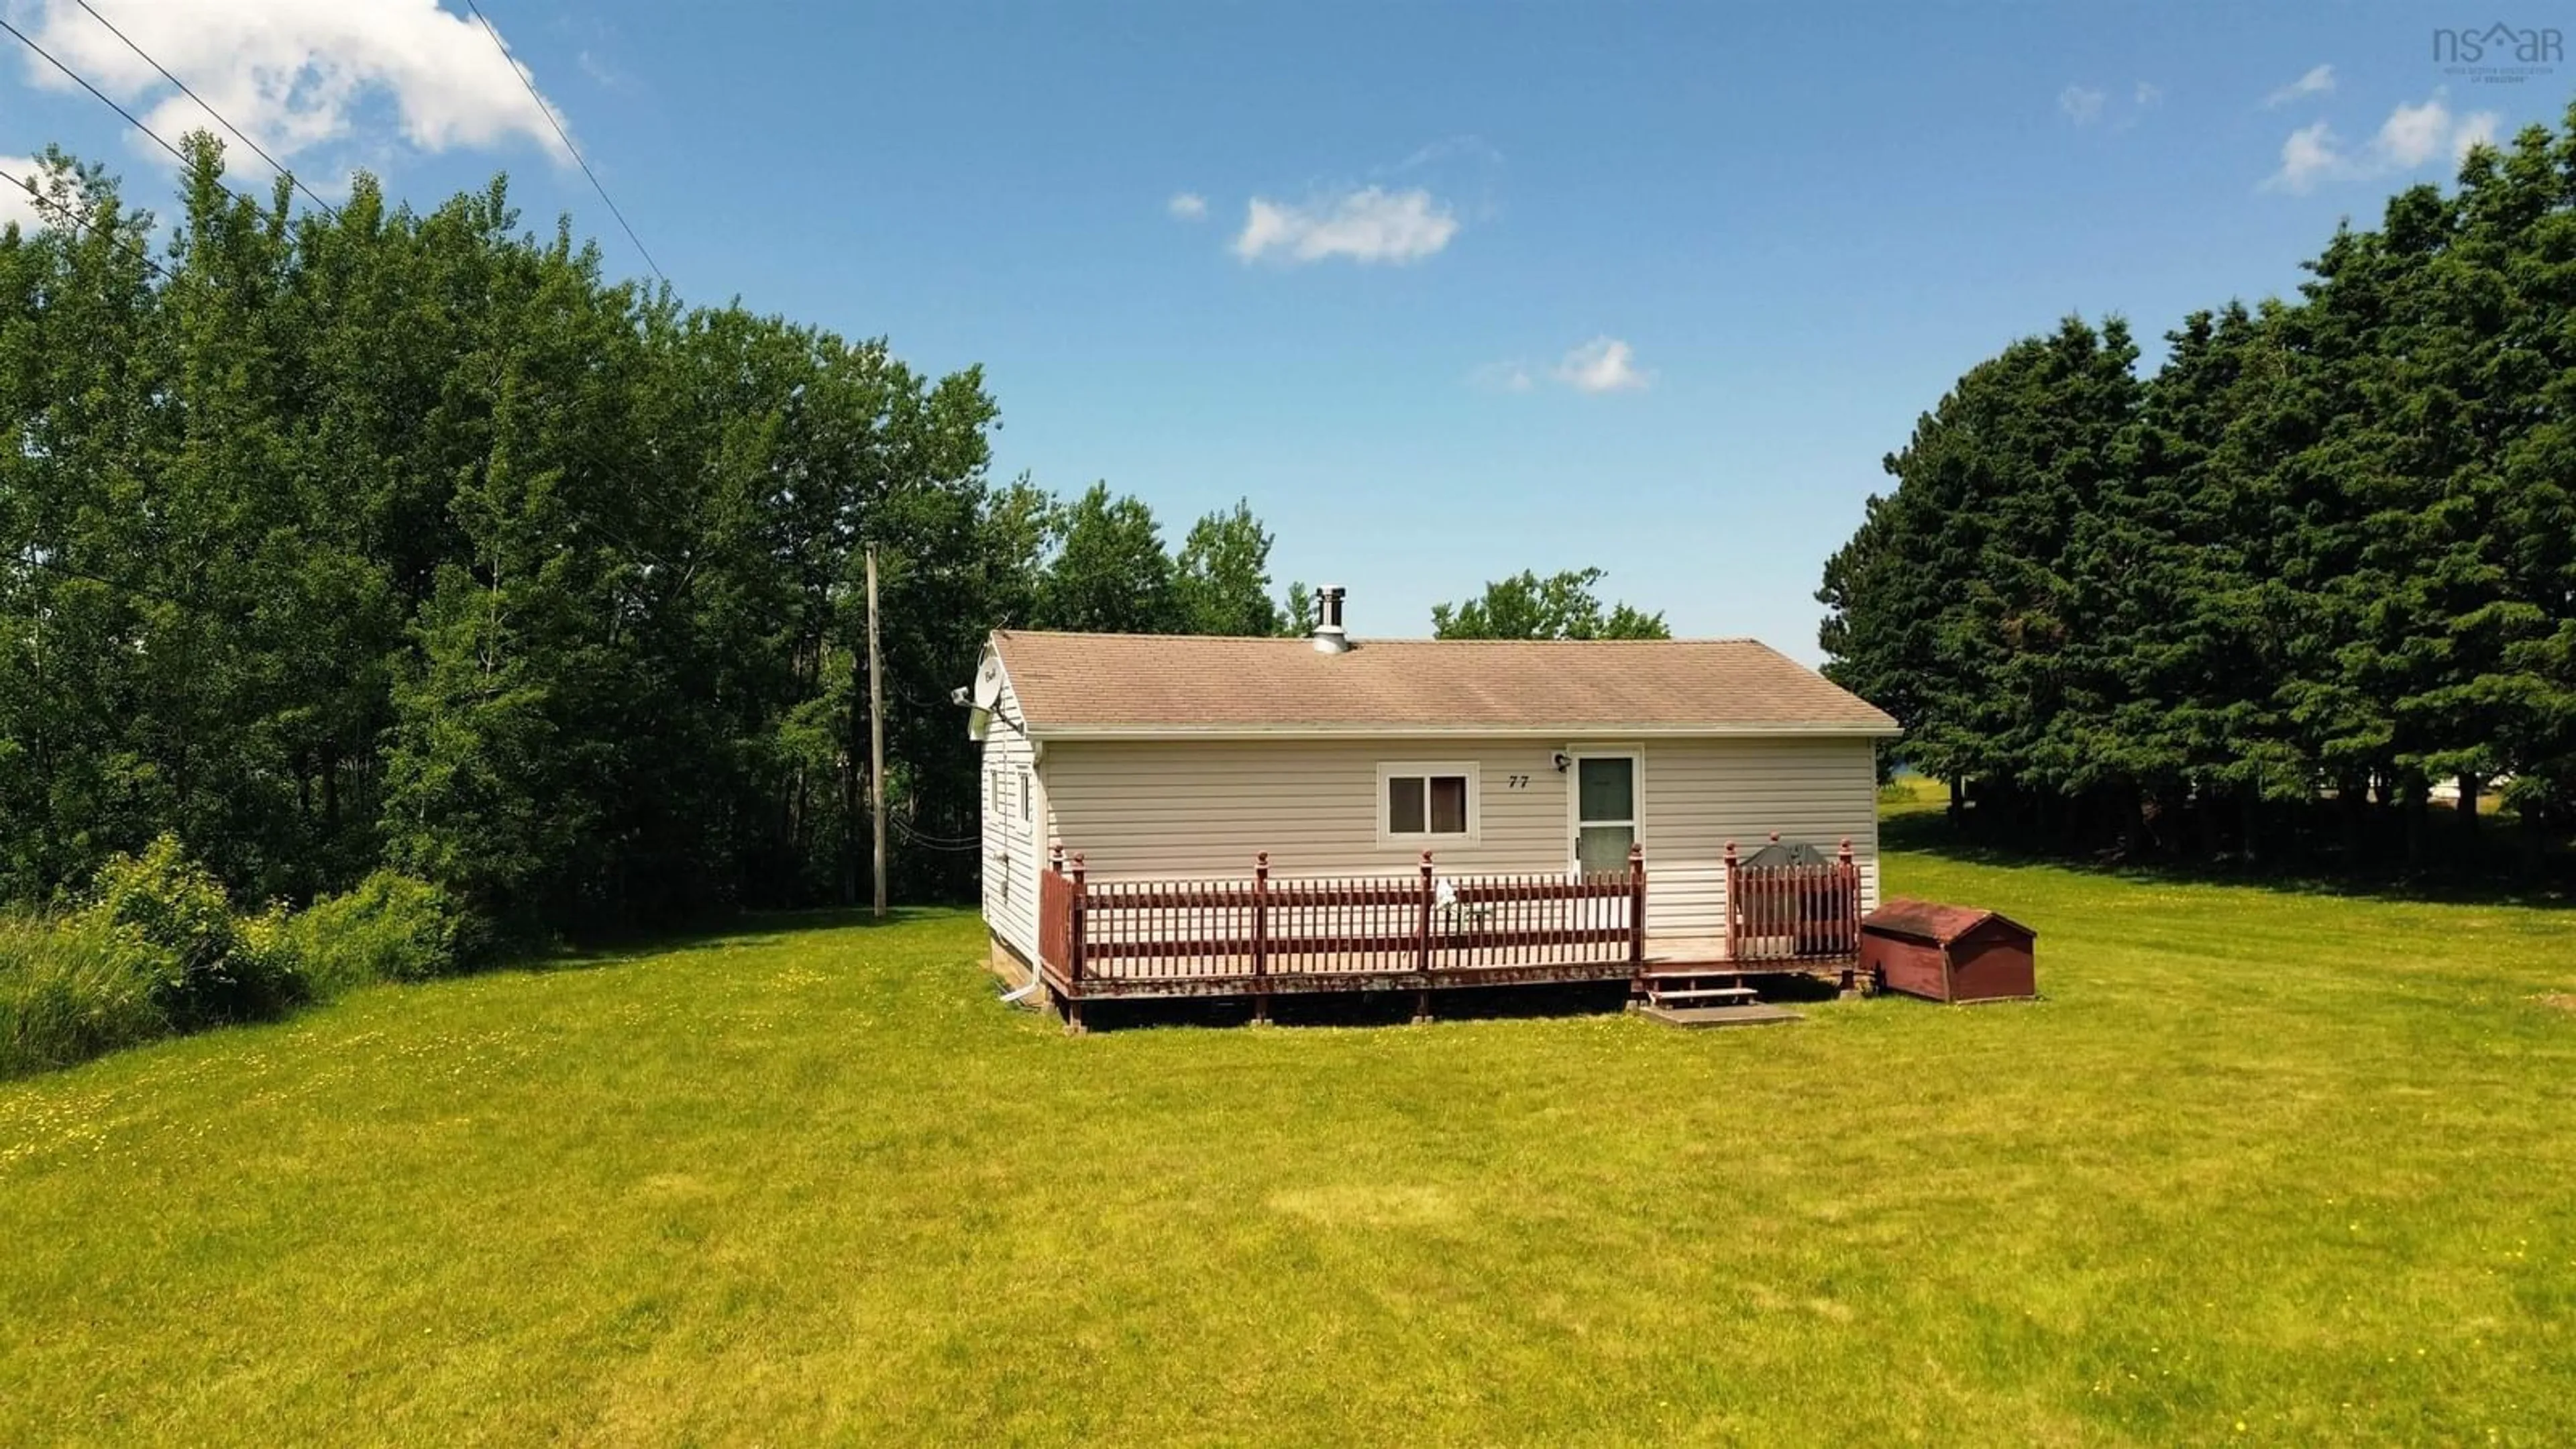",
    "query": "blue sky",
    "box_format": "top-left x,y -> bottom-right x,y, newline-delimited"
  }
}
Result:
6,1 -> 2568,659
